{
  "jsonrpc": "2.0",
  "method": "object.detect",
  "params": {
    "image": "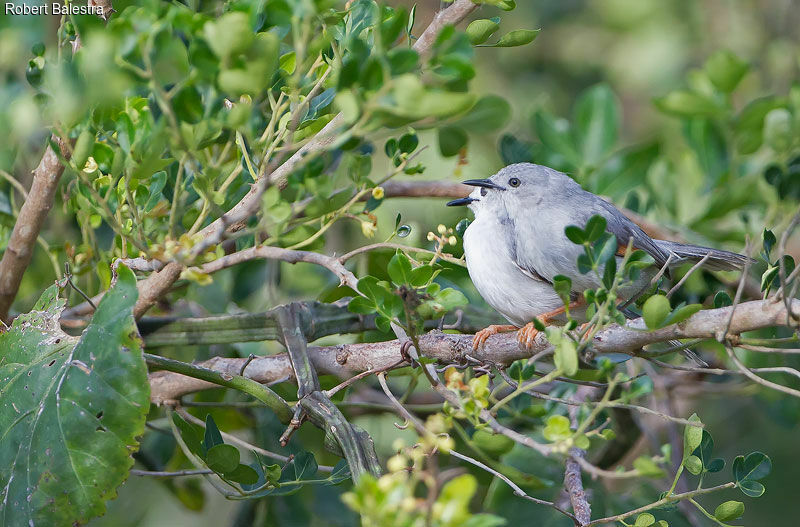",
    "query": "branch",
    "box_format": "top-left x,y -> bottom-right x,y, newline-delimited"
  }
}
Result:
0,137 -> 70,322
147,298 -> 800,403
124,0 -> 480,318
